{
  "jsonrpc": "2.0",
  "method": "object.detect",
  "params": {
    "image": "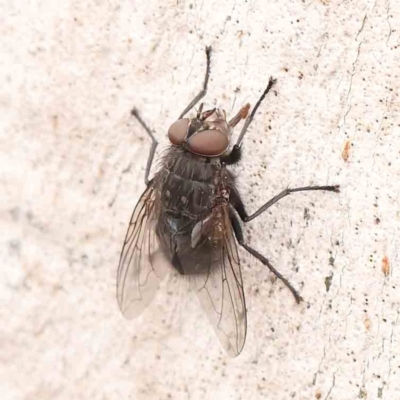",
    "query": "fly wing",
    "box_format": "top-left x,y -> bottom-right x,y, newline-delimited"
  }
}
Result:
189,206 -> 247,357
117,184 -> 168,319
